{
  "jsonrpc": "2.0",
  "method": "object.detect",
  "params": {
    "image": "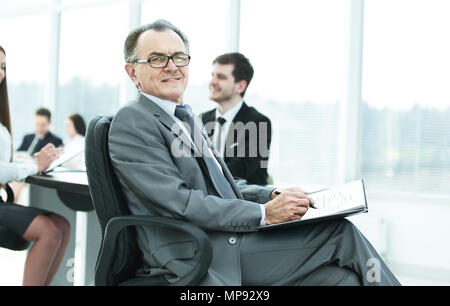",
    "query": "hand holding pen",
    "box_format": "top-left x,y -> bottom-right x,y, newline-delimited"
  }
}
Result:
272,188 -> 318,209
265,188 -> 317,225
